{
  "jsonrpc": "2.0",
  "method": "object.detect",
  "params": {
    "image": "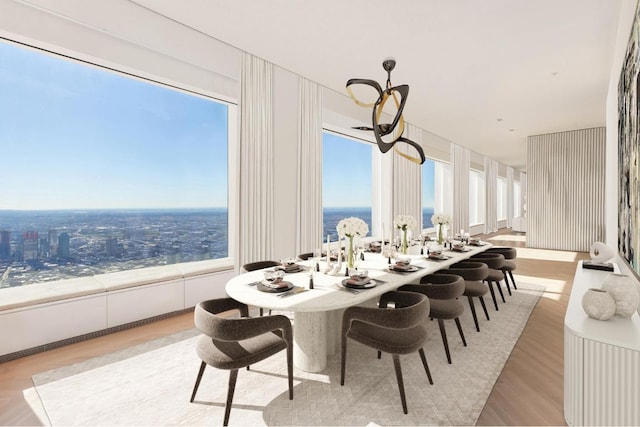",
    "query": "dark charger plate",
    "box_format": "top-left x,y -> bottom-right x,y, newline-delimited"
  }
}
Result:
257,281 -> 294,293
